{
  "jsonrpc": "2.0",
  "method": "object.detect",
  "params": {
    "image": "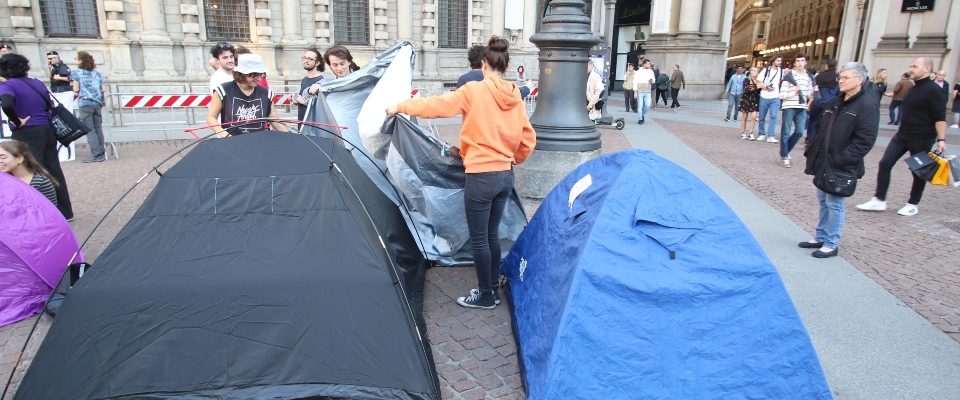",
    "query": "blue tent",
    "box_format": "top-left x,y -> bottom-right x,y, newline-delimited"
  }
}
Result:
501,150 -> 831,400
